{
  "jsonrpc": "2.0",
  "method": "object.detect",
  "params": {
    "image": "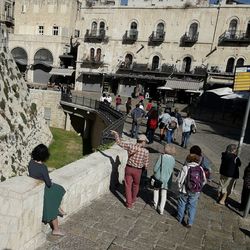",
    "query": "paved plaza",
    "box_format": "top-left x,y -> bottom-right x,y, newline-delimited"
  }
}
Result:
38,107 -> 250,250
